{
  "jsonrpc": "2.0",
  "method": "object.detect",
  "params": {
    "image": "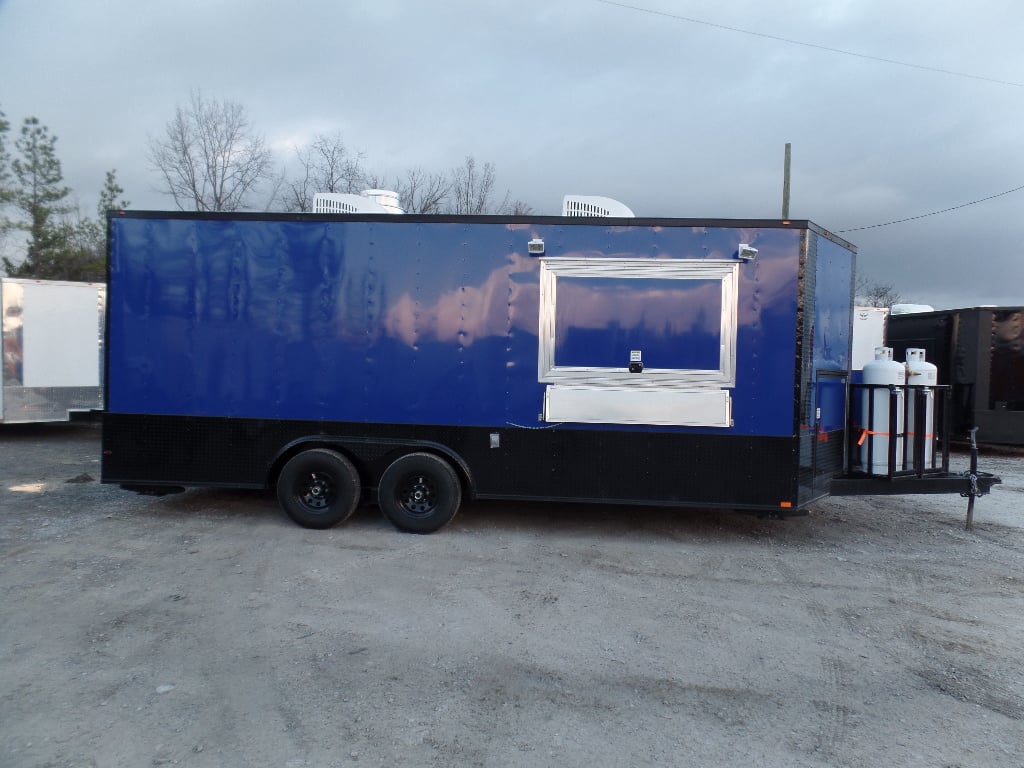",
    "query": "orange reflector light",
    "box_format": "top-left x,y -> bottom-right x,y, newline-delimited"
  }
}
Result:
779,501 -> 792,508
